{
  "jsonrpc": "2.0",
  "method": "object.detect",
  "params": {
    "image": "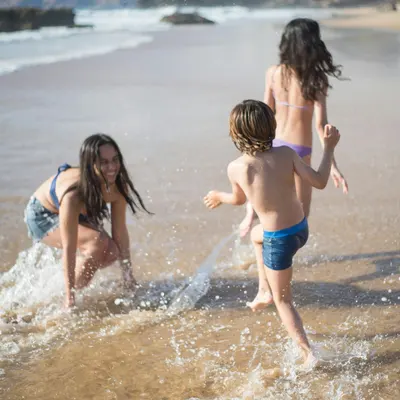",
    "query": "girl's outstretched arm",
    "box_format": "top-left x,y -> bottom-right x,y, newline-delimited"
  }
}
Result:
264,66 -> 277,112
111,195 -> 137,290
314,92 -> 348,193
59,192 -> 80,308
